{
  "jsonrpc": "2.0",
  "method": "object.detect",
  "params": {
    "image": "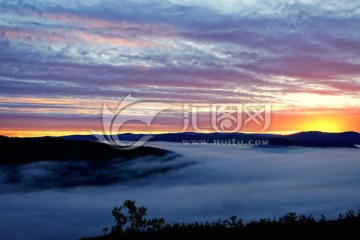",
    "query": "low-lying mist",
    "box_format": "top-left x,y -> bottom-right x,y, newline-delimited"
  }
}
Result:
0,143 -> 359,240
